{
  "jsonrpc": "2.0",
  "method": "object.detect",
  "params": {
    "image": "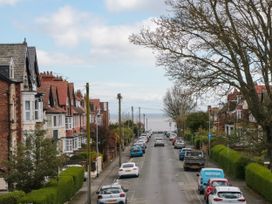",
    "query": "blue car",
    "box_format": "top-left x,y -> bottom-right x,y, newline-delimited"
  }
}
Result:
197,168 -> 225,194
179,148 -> 192,161
130,145 -> 143,157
